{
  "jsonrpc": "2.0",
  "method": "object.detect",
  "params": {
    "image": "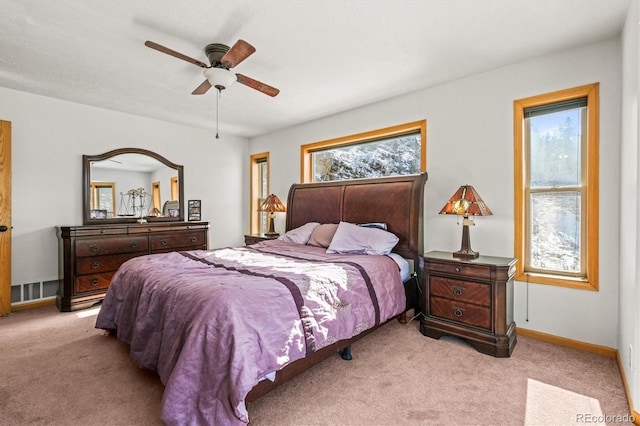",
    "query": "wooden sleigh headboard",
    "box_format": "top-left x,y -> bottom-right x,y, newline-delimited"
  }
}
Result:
285,172 -> 428,272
